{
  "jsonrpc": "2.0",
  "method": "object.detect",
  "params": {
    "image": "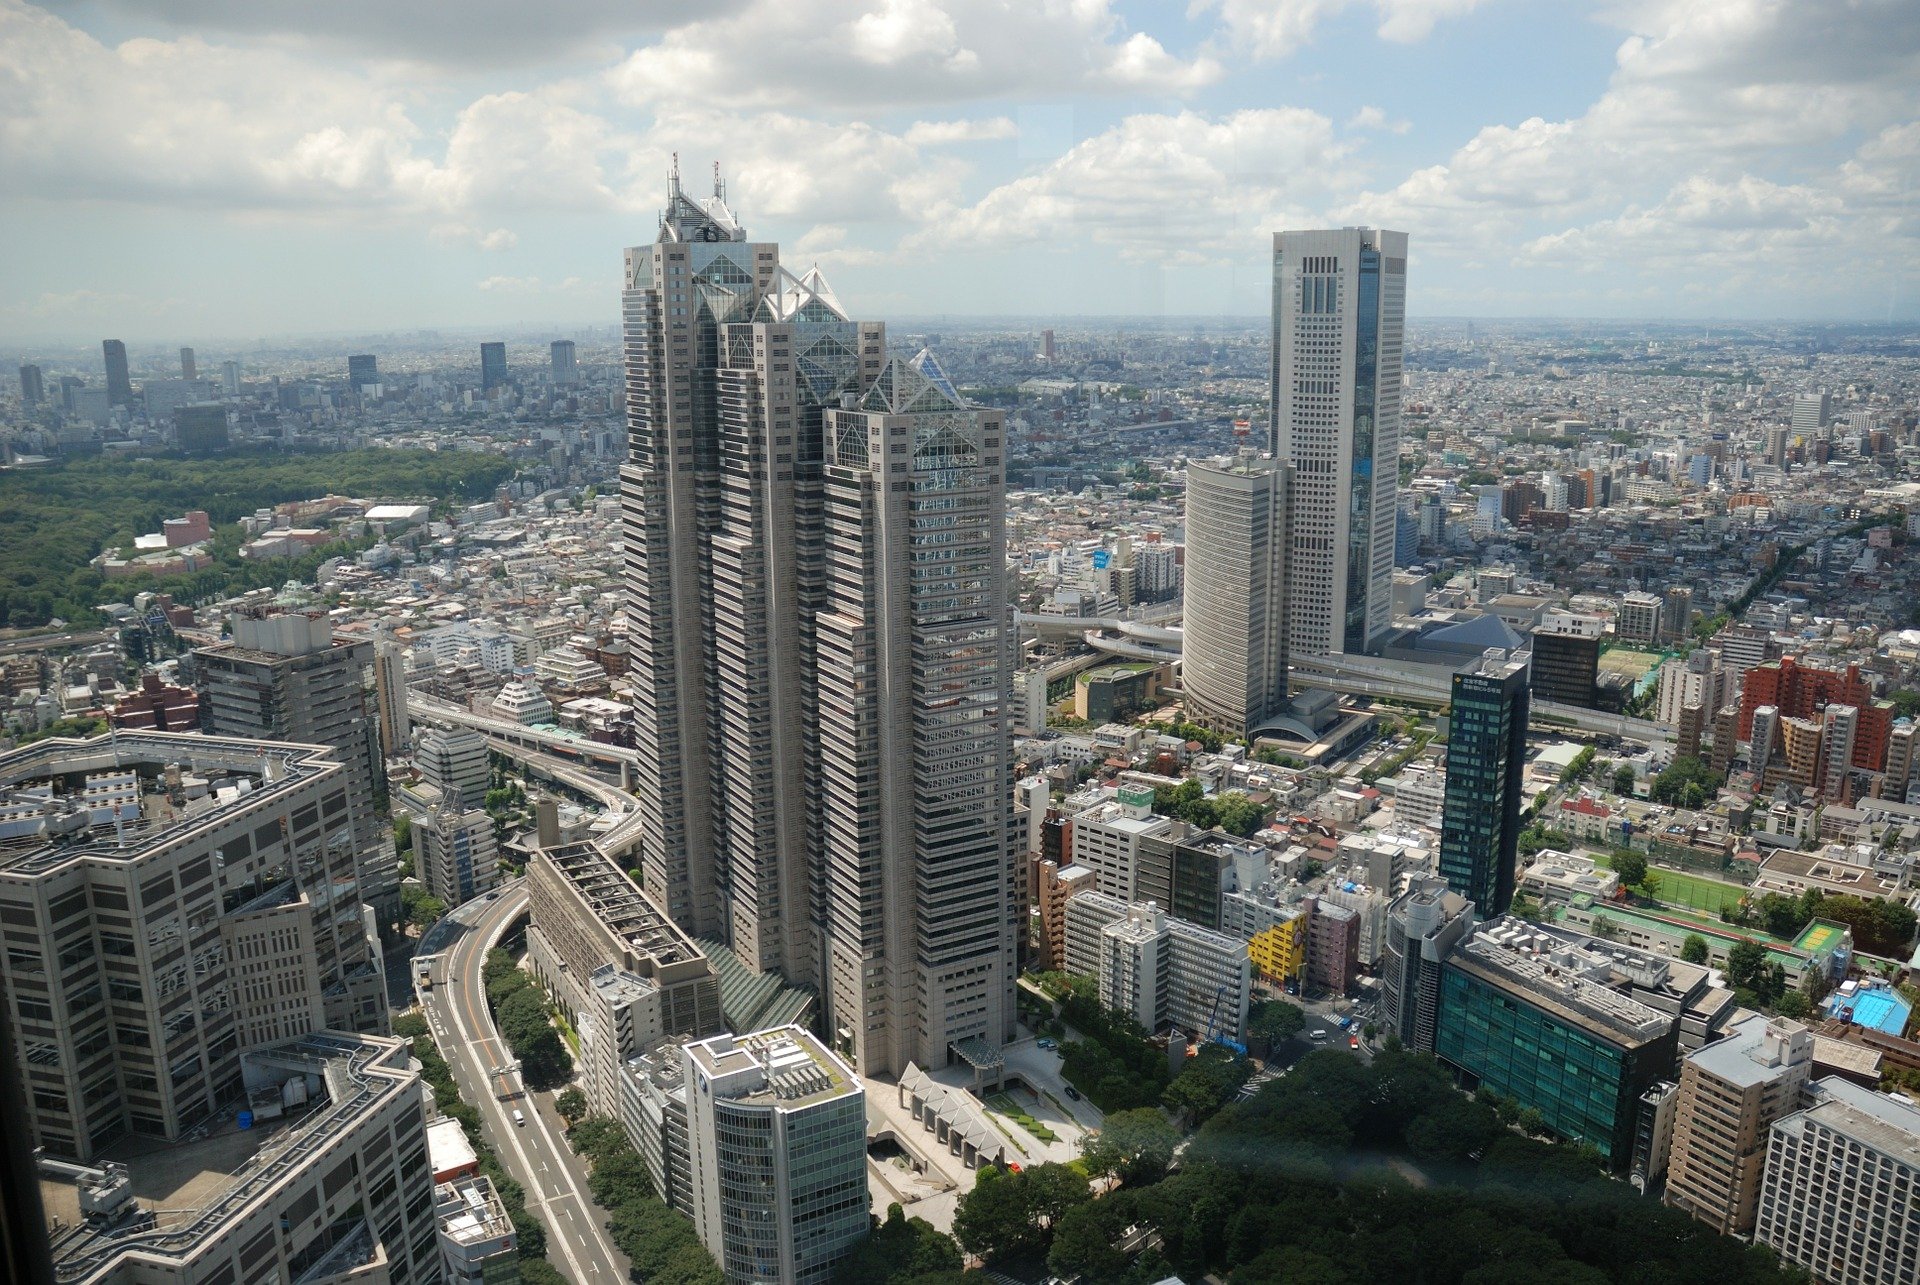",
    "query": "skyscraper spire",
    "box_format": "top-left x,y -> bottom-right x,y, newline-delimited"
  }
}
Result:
713,160 -> 725,202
